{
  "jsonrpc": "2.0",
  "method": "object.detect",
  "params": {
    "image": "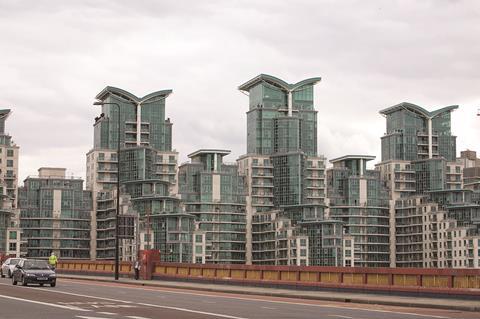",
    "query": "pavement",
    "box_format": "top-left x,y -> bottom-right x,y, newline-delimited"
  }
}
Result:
57,273 -> 480,313
1,276 -> 479,319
